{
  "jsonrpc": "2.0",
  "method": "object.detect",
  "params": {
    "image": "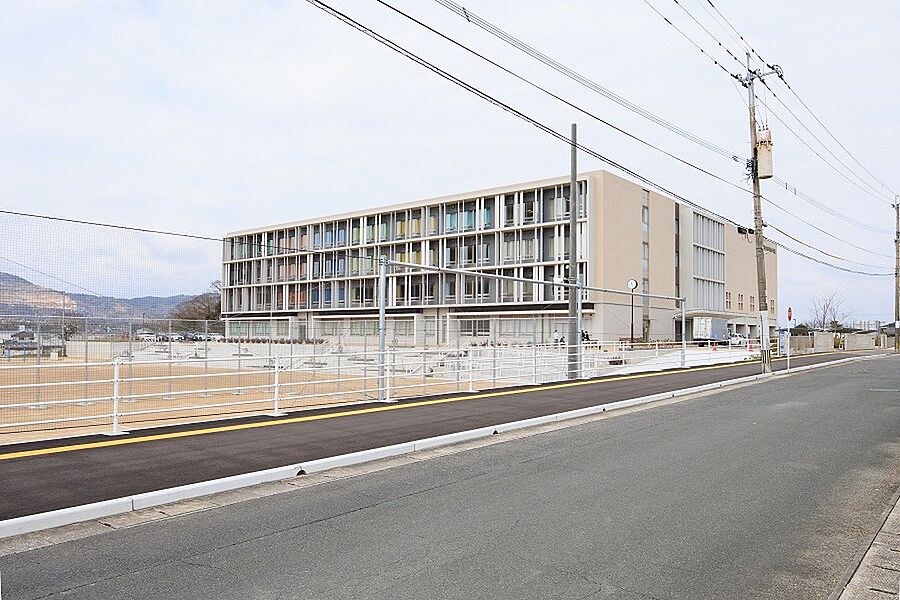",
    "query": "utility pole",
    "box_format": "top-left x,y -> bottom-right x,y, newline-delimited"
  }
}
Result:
567,123 -> 579,379
741,53 -> 781,374
894,196 -> 899,353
